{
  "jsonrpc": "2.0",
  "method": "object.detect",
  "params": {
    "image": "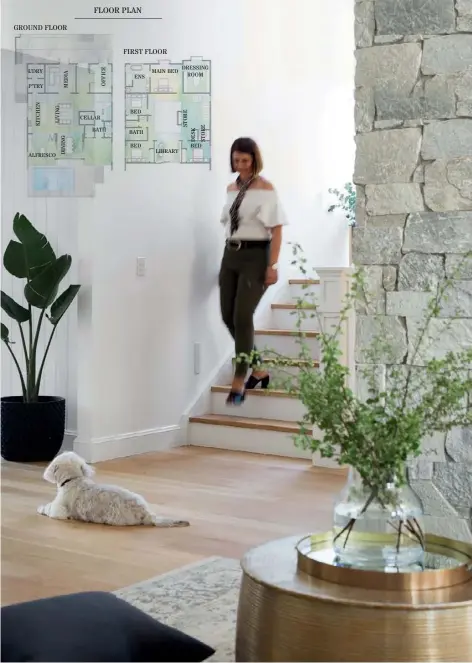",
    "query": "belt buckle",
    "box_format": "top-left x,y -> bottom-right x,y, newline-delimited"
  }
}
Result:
228,239 -> 242,251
